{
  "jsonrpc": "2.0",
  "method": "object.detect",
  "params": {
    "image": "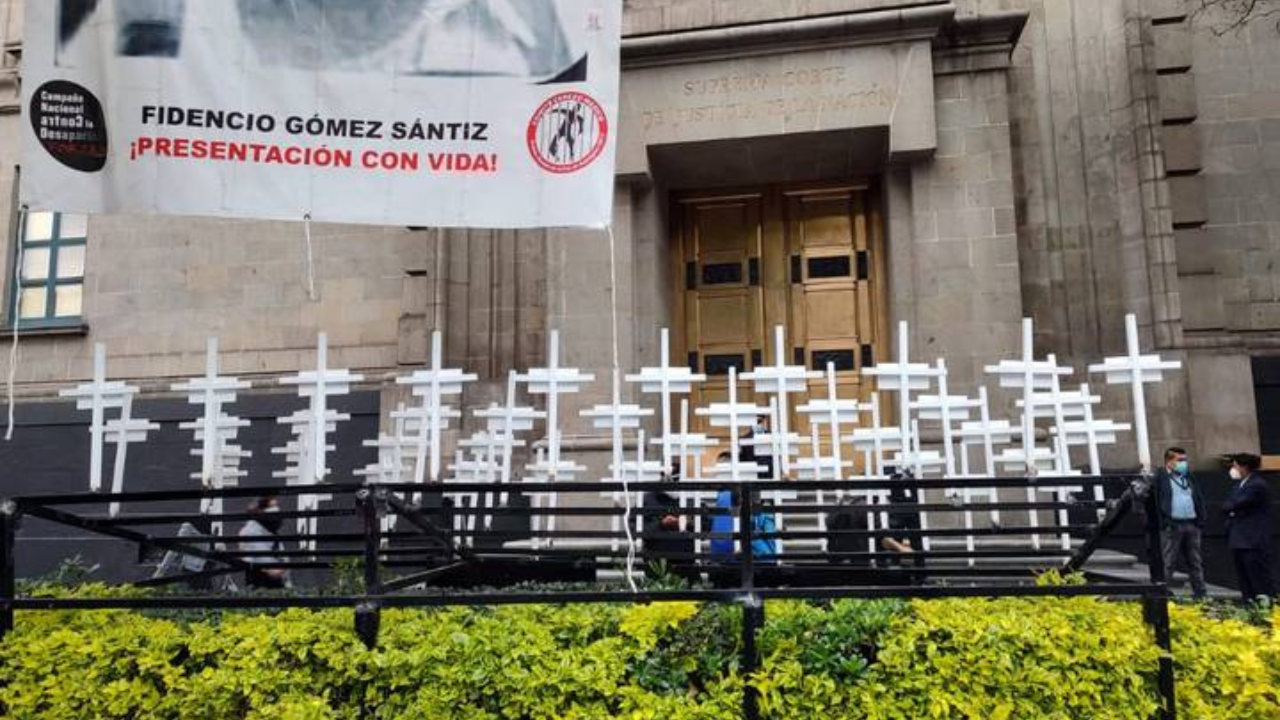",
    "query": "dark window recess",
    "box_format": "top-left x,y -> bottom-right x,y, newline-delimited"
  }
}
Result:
793,347 -> 806,367
808,255 -> 852,279
685,261 -> 698,291
748,257 -> 760,286
701,262 -> 743,286
790,255 -> 803,284
857,251 -> 870,281
860,344 -> 875,368
688,352 -> 700,374
1253,357 -> 1280,455
813,349 -> 856,372
751,349 -> 762,367
705,354 -> 746,376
